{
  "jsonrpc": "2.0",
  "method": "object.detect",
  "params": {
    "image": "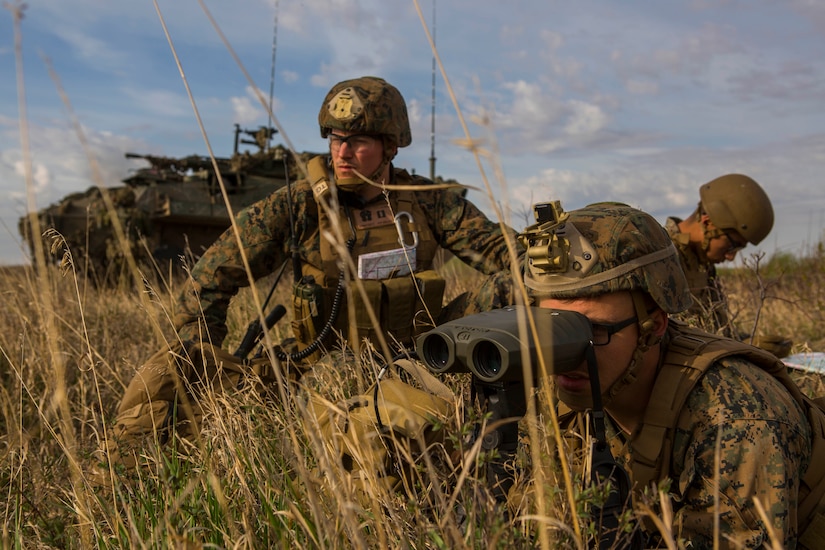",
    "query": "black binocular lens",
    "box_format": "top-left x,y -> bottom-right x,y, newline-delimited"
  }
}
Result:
422,334 -> 451,368
473,340 -> 503,379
